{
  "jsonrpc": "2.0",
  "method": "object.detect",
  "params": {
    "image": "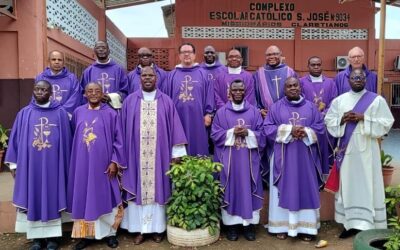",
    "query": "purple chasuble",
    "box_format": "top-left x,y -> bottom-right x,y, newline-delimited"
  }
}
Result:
67,103 -> 125,221
214,68 -> 256,110
127,64 -> 167,94
36,67 -> 82,114
335,65 -> 377,95
6,101 -> 72,221
211,101 -> 265,219
254,64 -> 297,110
120,90 -> 187,205
199,61 -> 227,84
300,74 -> 338,173
81,60 -> 129,101
164,65 -> 214,156
263,97 -> 325,211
